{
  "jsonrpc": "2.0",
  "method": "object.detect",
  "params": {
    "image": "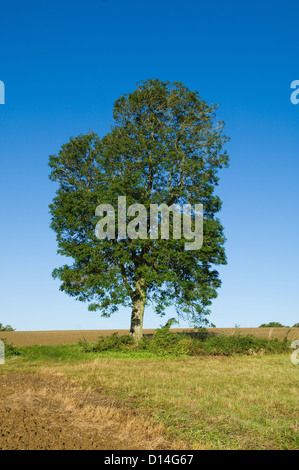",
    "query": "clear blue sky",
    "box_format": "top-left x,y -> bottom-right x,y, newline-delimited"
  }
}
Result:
0,0 -> 298,331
